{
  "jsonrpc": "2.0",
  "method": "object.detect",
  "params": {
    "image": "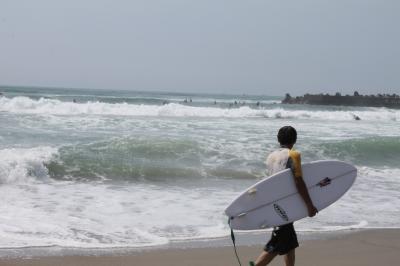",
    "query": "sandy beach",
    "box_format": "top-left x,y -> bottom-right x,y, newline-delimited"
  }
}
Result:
0,229 -> 398,266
